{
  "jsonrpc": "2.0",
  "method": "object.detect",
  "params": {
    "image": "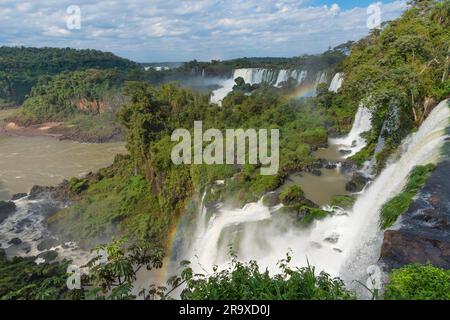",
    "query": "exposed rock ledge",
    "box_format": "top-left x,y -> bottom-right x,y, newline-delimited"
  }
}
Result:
380,160 -> 450,270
